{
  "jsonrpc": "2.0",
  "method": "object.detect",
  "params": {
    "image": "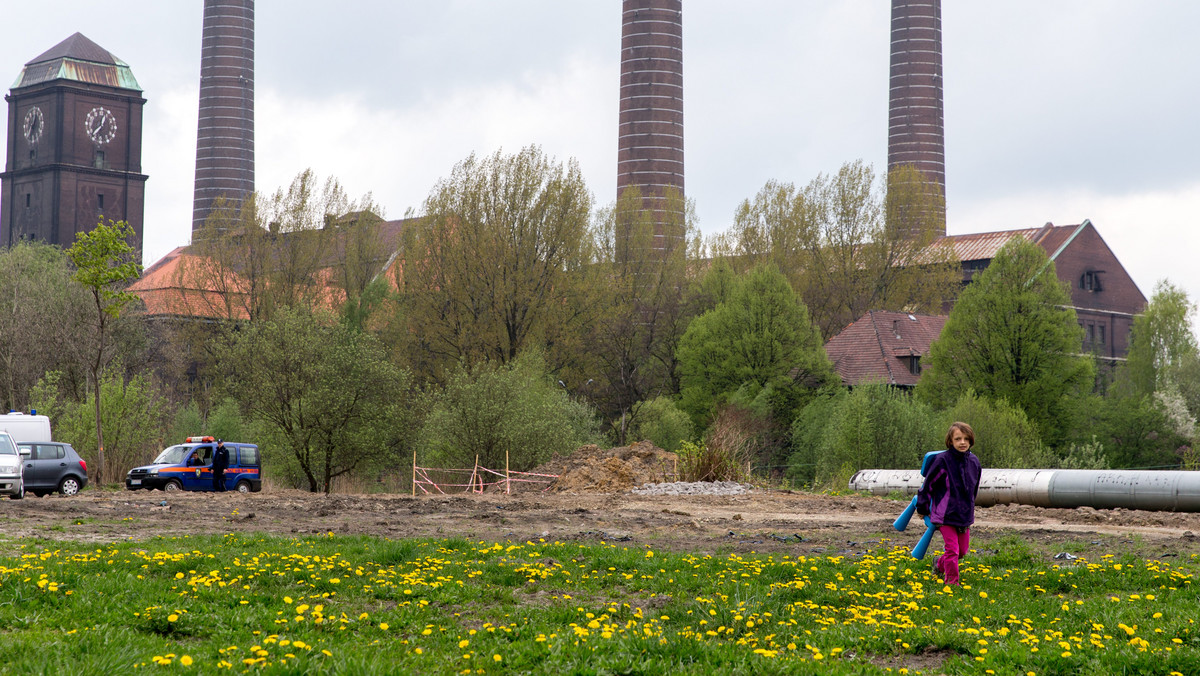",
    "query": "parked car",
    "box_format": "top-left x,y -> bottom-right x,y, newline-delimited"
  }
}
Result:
125,436 -> 262,493
0,432 -> 23,499
16,441 -> 89,496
